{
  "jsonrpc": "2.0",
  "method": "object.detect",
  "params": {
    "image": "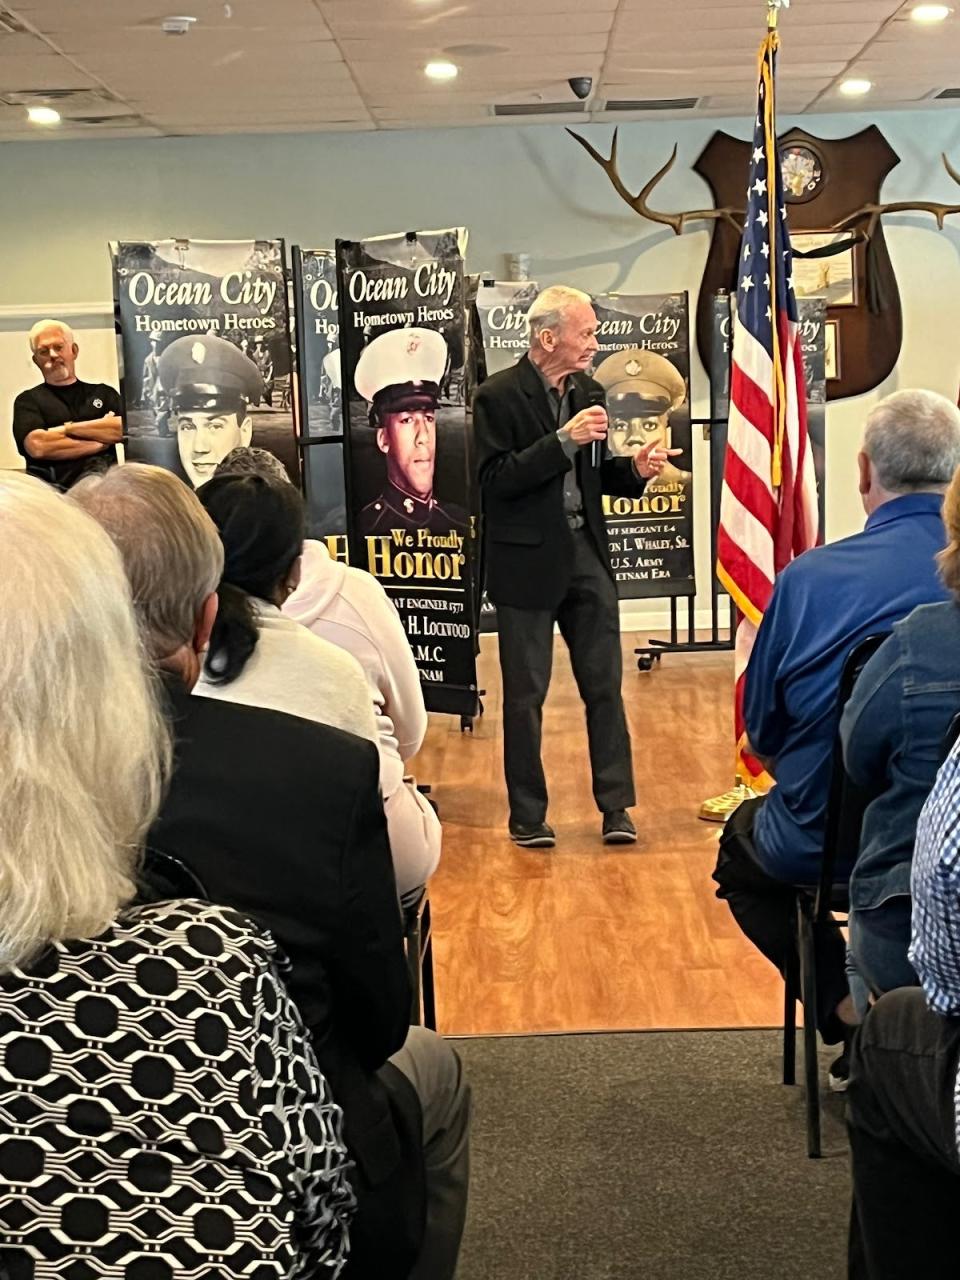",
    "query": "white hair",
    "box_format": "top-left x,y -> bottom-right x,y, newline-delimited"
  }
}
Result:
863,389 -> 960,494
72,464 -> 223,663
28,318 -> 76,351
0,472 -> 170,971
526,285 -> 593,346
